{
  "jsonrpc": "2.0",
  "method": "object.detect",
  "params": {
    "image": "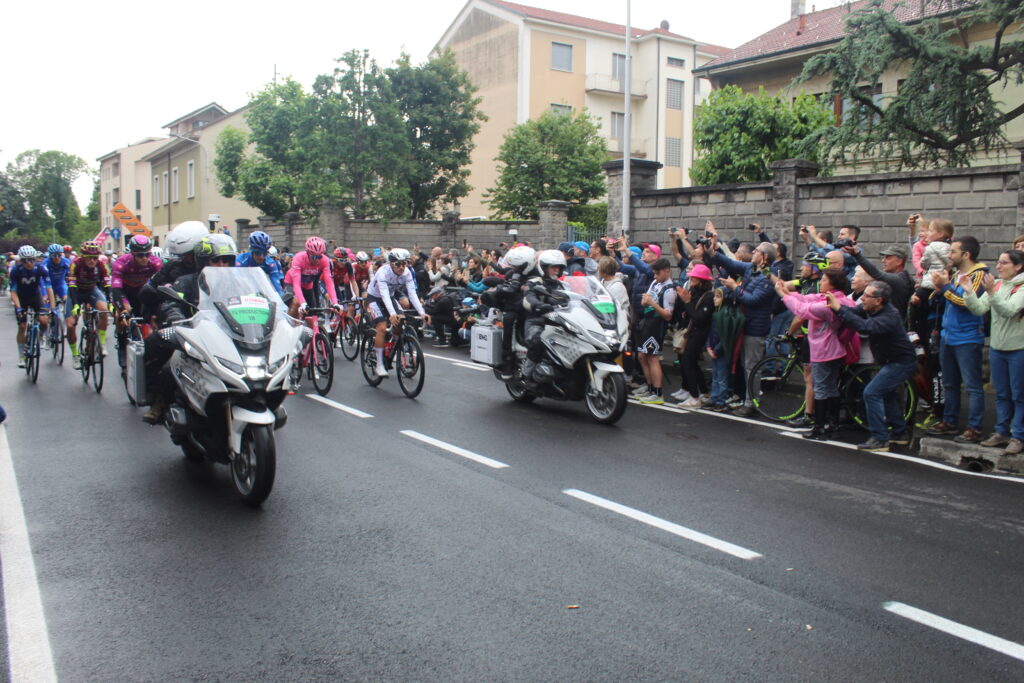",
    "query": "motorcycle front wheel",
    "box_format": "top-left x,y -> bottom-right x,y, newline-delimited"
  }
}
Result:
233,424 -> 276,507
585,371 -> 627,425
